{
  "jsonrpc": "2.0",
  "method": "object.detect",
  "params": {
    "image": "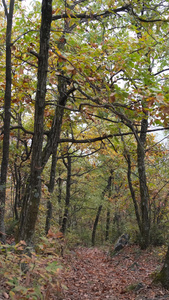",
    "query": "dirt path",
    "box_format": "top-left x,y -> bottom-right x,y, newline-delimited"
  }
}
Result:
61,246 -> 169,300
